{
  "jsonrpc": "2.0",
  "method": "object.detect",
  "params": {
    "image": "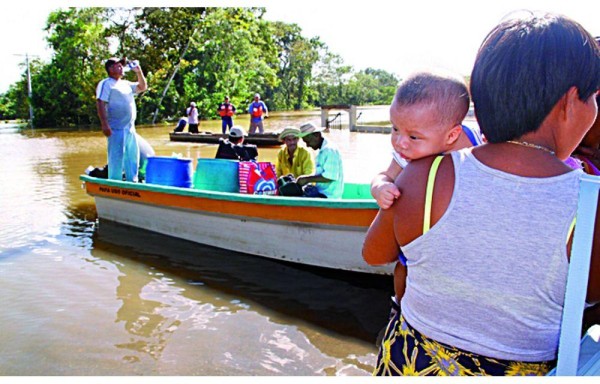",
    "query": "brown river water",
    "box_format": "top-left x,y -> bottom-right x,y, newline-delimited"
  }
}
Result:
0,107 -> 403,376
